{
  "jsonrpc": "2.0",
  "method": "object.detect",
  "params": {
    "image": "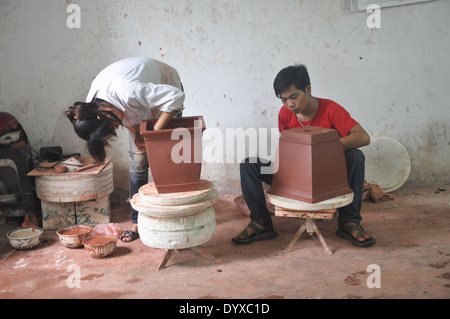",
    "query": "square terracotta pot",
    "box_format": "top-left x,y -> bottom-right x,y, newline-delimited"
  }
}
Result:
268,127 -> 351,203
140,116 -> 206,194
